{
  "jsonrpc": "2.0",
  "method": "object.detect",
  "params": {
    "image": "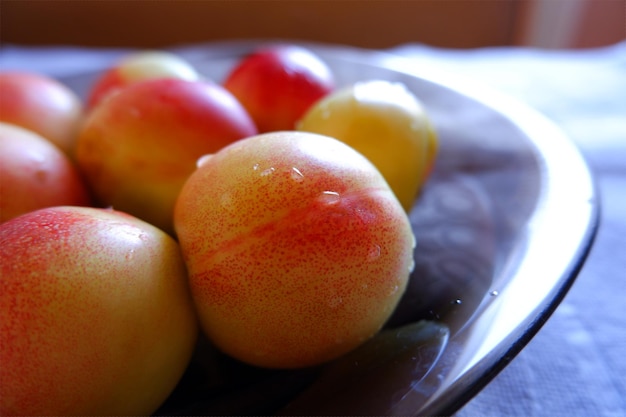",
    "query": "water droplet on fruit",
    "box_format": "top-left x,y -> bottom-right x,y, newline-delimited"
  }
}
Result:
290,167 -> 304,182
260,167 -> 275,176
490,290 -> 499,297
318,191 -> 340,205
367,244 -> 381,261
253,163 -> 260,171
388,285 -> 399,296
125,249 -> 135,261
408,258 -> 415,273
